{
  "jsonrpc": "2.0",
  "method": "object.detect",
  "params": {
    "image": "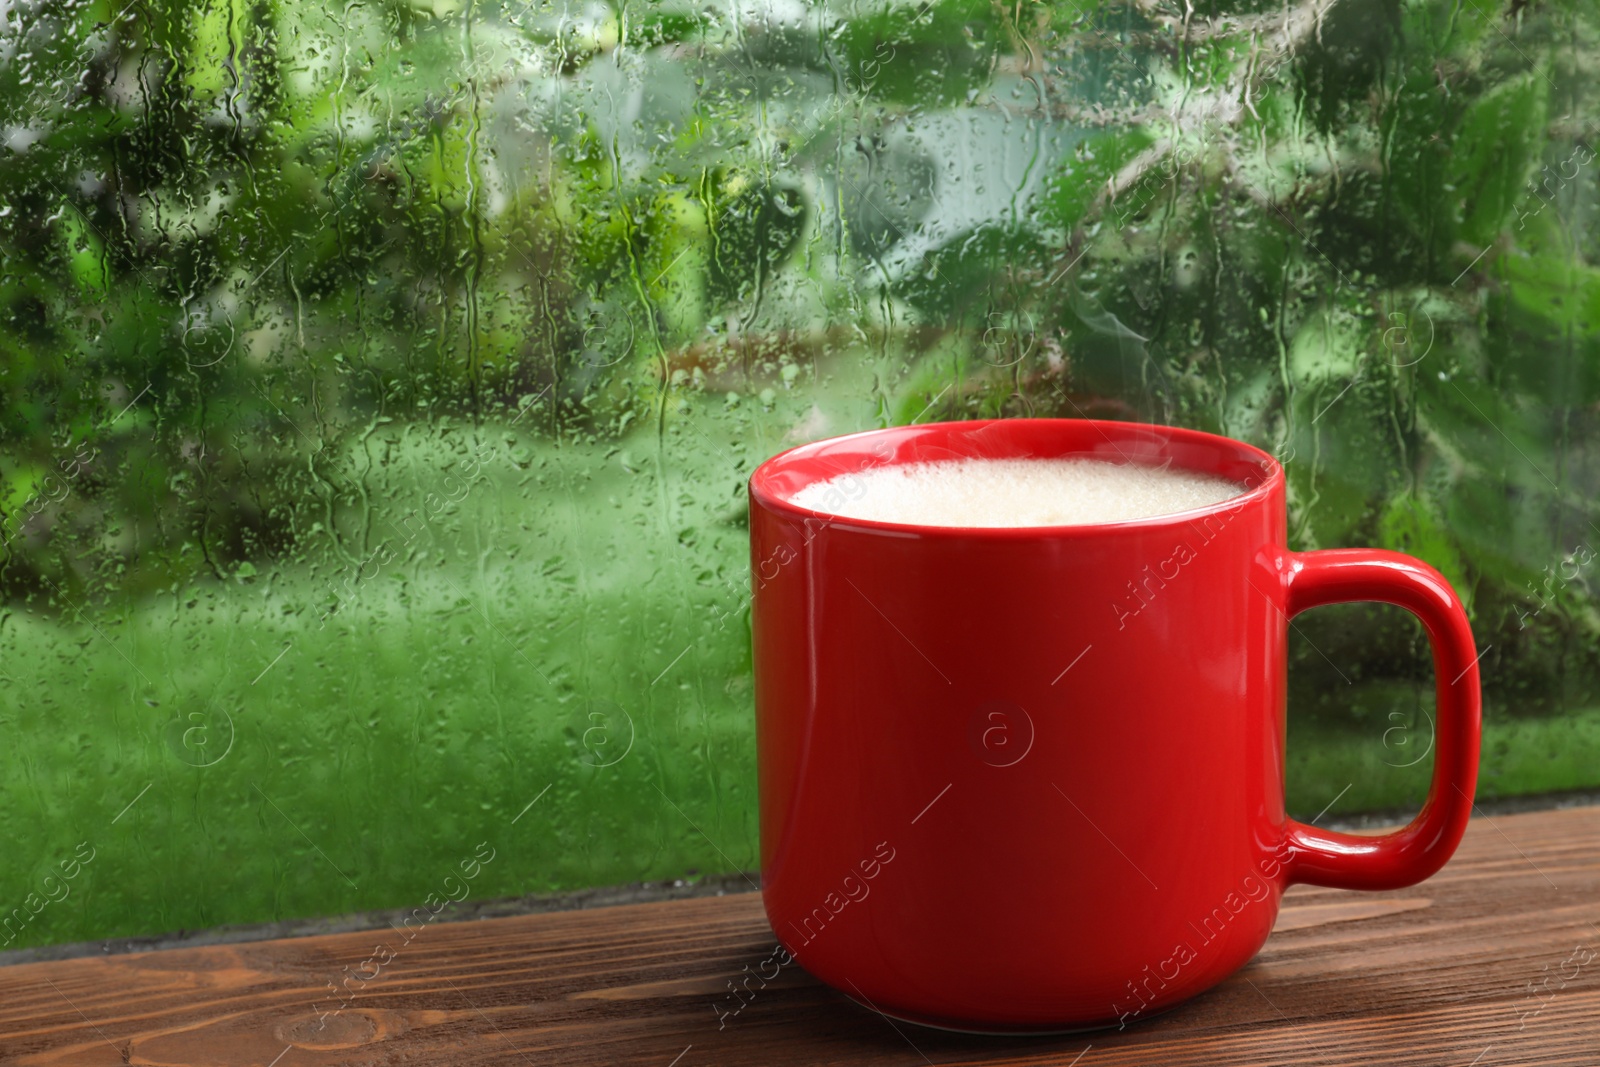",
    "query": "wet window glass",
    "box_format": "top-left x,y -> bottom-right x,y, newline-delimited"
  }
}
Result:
1,0 -> 1596,948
